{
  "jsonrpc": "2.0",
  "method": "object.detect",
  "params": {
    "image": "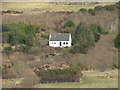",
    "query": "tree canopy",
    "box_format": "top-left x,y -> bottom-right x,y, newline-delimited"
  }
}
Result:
2,23 -> 40,47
